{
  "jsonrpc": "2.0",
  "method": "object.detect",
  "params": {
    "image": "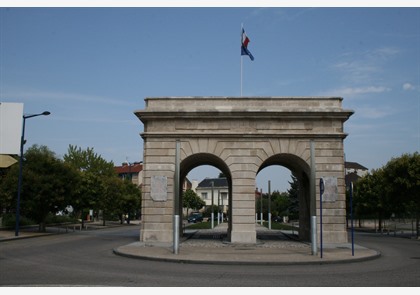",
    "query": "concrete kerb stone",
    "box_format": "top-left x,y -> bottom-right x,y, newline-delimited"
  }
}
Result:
113,224 -> 381,265
113,241 -> 381,265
